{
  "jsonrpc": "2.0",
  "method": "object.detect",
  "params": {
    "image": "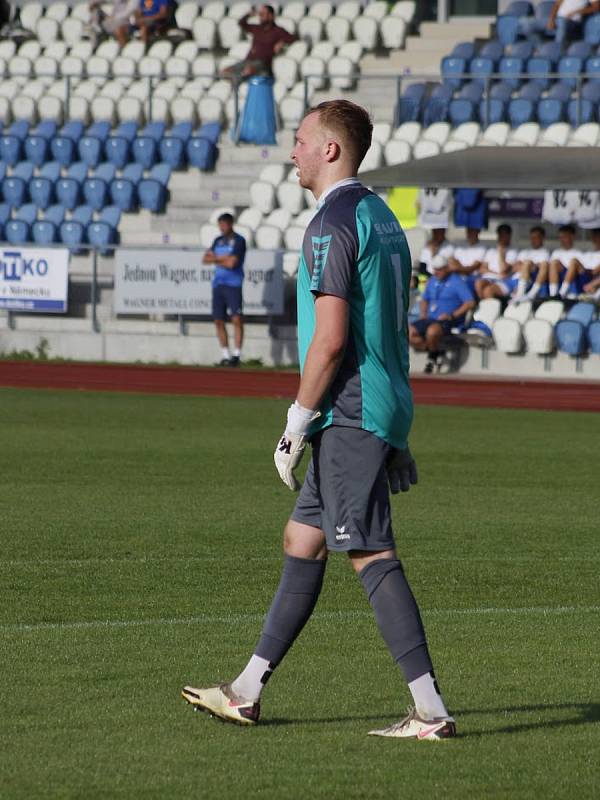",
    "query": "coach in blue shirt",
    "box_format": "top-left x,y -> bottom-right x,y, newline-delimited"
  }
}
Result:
409,254 -> 475,373
134,0 -> 170,45
203,212 -> 247,367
